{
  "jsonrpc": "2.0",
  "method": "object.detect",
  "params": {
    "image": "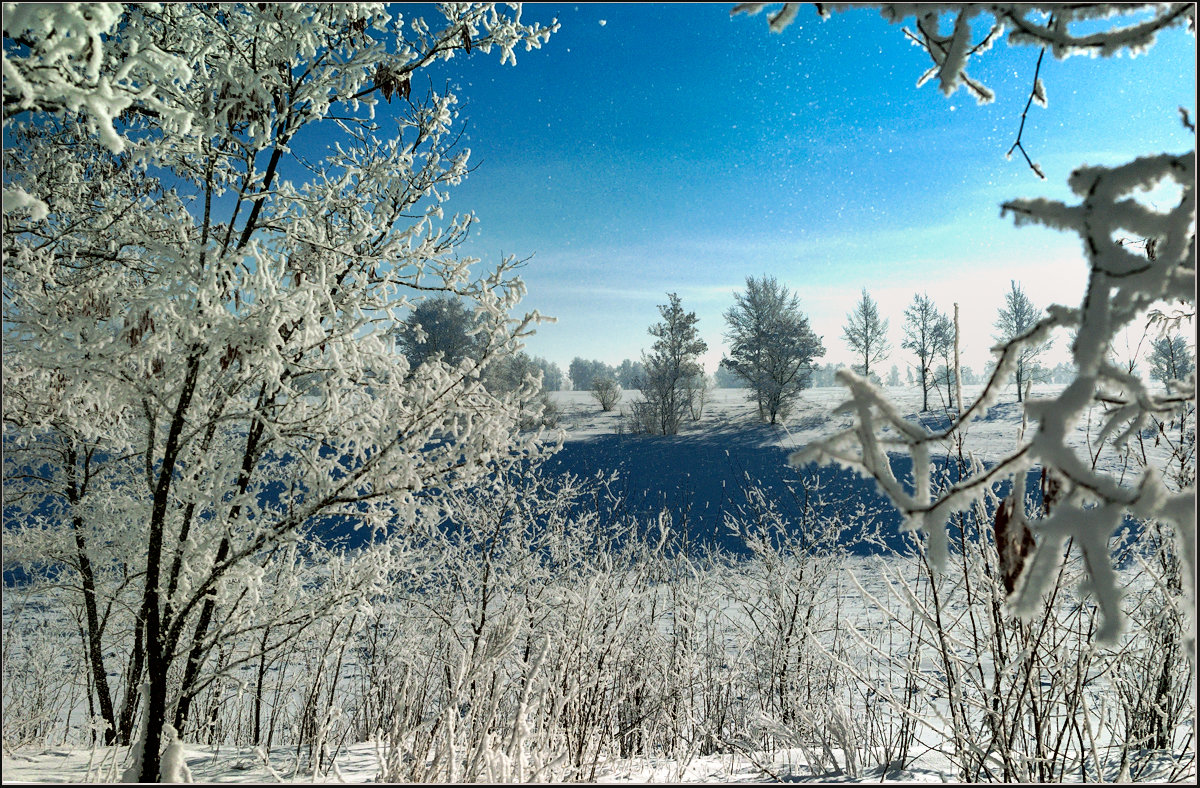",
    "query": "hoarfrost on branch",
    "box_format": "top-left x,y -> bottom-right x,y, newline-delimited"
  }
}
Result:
735,2 -> 1197,653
